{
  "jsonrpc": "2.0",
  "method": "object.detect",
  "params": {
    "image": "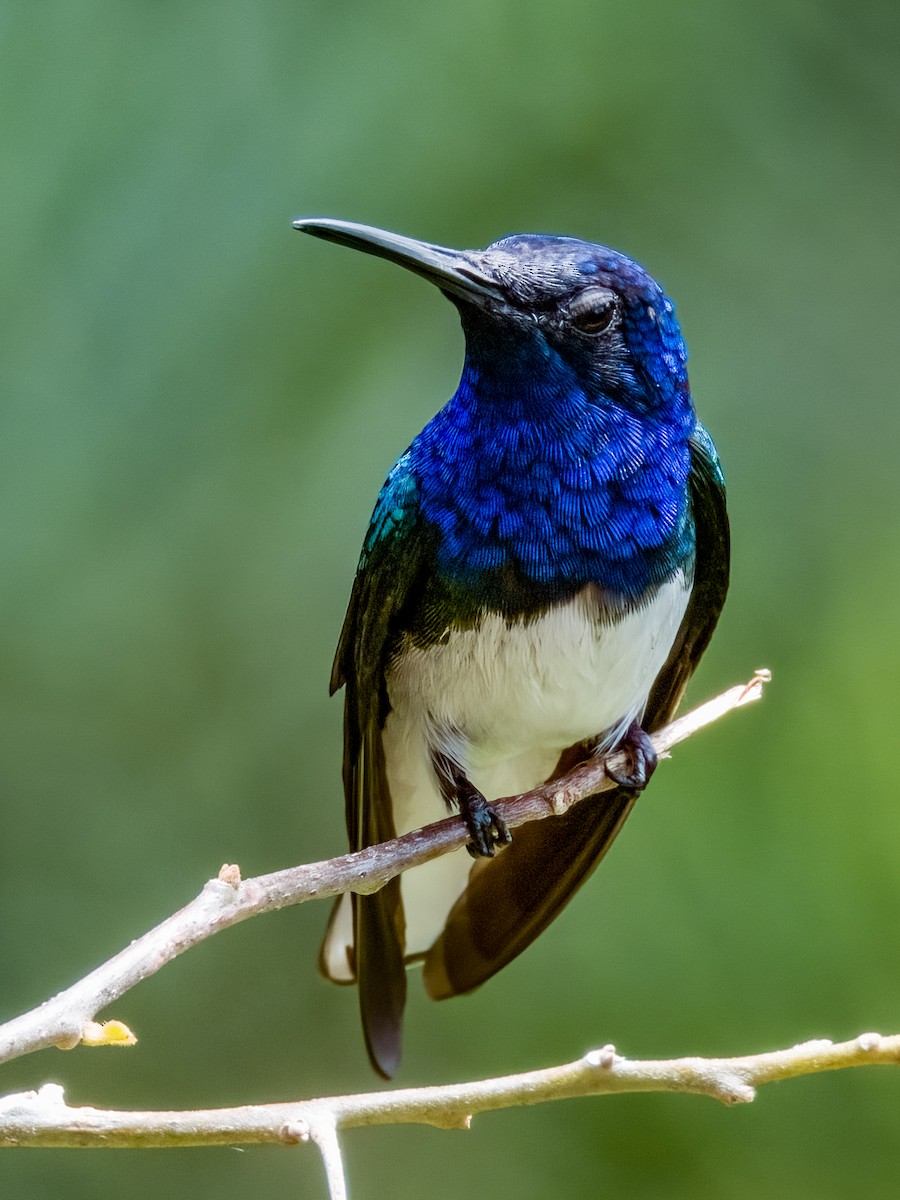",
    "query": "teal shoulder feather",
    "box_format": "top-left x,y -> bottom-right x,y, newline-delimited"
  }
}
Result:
326,454 -> 431,1077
